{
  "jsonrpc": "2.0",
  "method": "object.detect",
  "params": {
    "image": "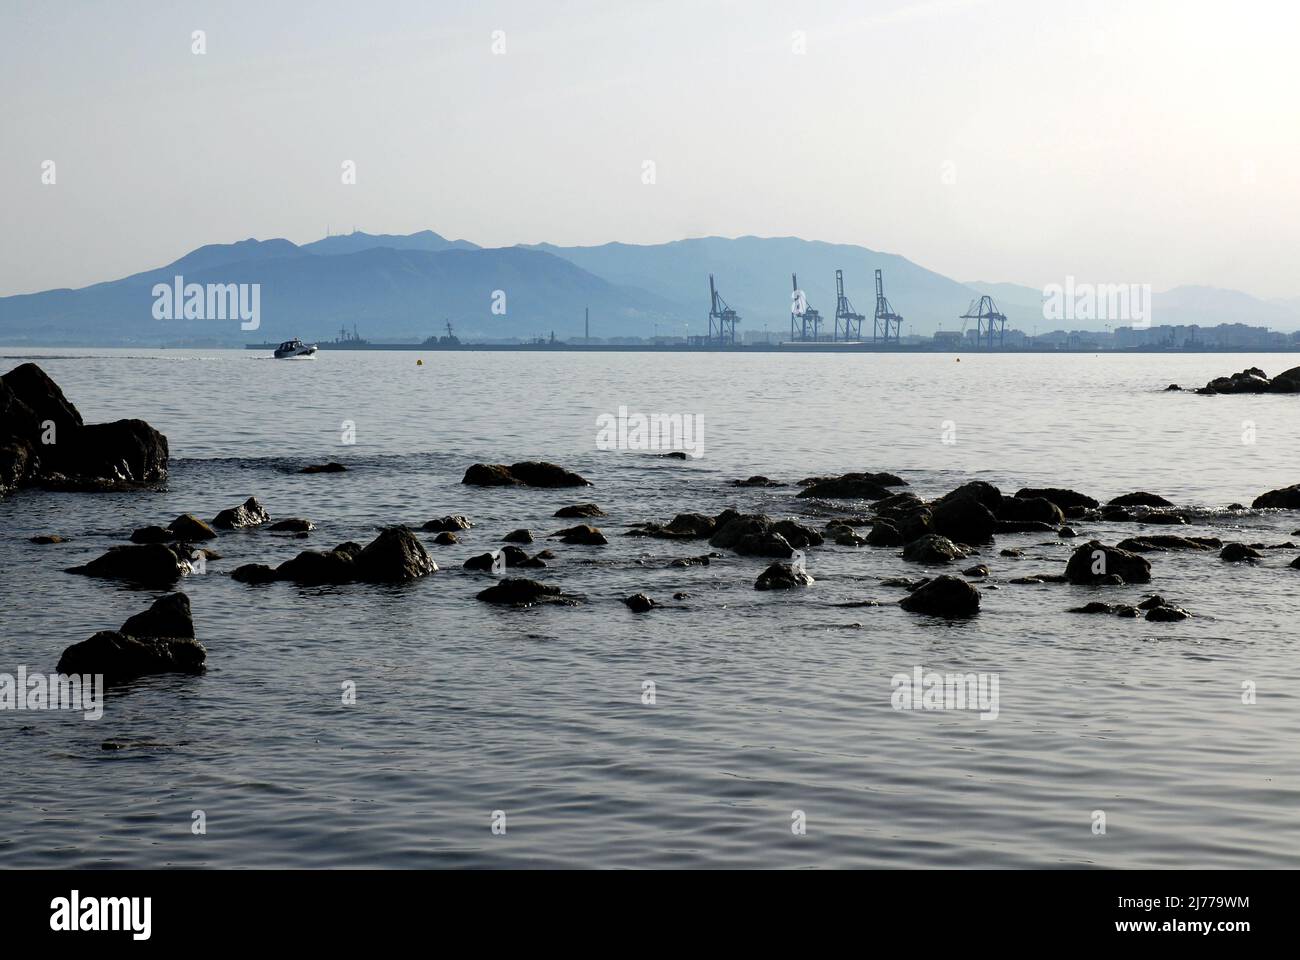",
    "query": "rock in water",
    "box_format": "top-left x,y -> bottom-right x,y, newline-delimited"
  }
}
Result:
930,497 -> 997,544
1253,484 -> 1300,509
462,461 -> 590,487
211,497 -> 270,529
899,575 -> 981,617
268,518 -> 314,533
709,513 -> 823,556
67,543 -> 192,586
299,462 -> 347,474
552,524 -> 609,545
1146,604 -> 1190,622
119,593 -> 195,638
57,631 -> 206,682
503,528 -> 534,544
273,544 -> 362,585
1,363 -> 168,494
475,577 -> 578,606
1108,492 -> 1174,507
901,534 -> 968,564
1219,543 -> 1262,563
422,515 -> 473,532
354,527 -> 438,582
129,525 -> 174,544
555,503 -> 605,518
866,521 -> 903,546
996,496 -> 1064,526
1063,540 -> 1152,584
754,562 -> 814,590
170,514 -> 217,540
1014,487 -> 1099,510
432,531 -> 458,545
796,474 -> 894,500
623,593 -> 656,611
